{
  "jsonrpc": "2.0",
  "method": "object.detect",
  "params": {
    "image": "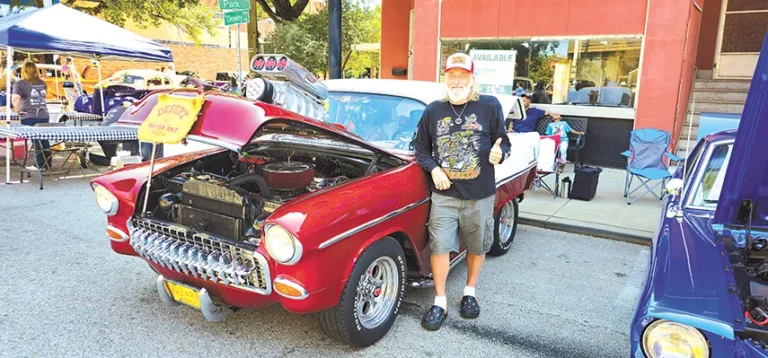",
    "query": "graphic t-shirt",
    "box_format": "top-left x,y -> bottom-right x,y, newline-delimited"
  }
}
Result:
12,79 -> 49,120
546,121 -> 573,143
414,95 -> 511,200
